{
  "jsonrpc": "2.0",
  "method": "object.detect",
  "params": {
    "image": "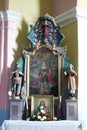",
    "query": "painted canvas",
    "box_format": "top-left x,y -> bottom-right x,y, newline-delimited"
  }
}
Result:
29,47 -> 58,96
